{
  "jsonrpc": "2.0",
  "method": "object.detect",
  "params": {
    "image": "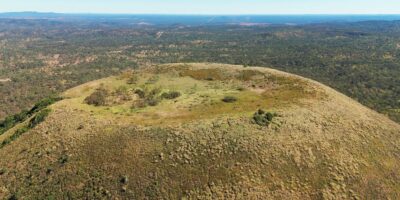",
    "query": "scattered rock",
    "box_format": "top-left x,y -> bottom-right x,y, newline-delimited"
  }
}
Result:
120,175 -> 128,184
